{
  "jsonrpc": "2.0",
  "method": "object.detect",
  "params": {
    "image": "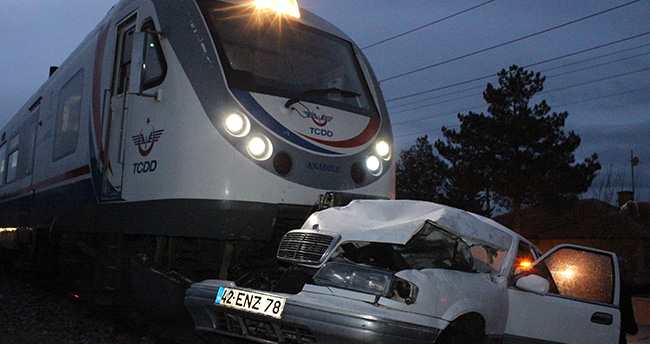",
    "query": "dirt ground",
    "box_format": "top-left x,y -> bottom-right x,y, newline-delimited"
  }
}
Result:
0,273 -> 153,344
